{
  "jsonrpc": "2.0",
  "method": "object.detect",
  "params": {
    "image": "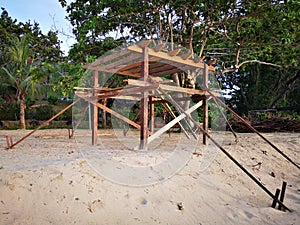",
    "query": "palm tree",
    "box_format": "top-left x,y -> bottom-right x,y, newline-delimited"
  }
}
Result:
1,35 -> 40,129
